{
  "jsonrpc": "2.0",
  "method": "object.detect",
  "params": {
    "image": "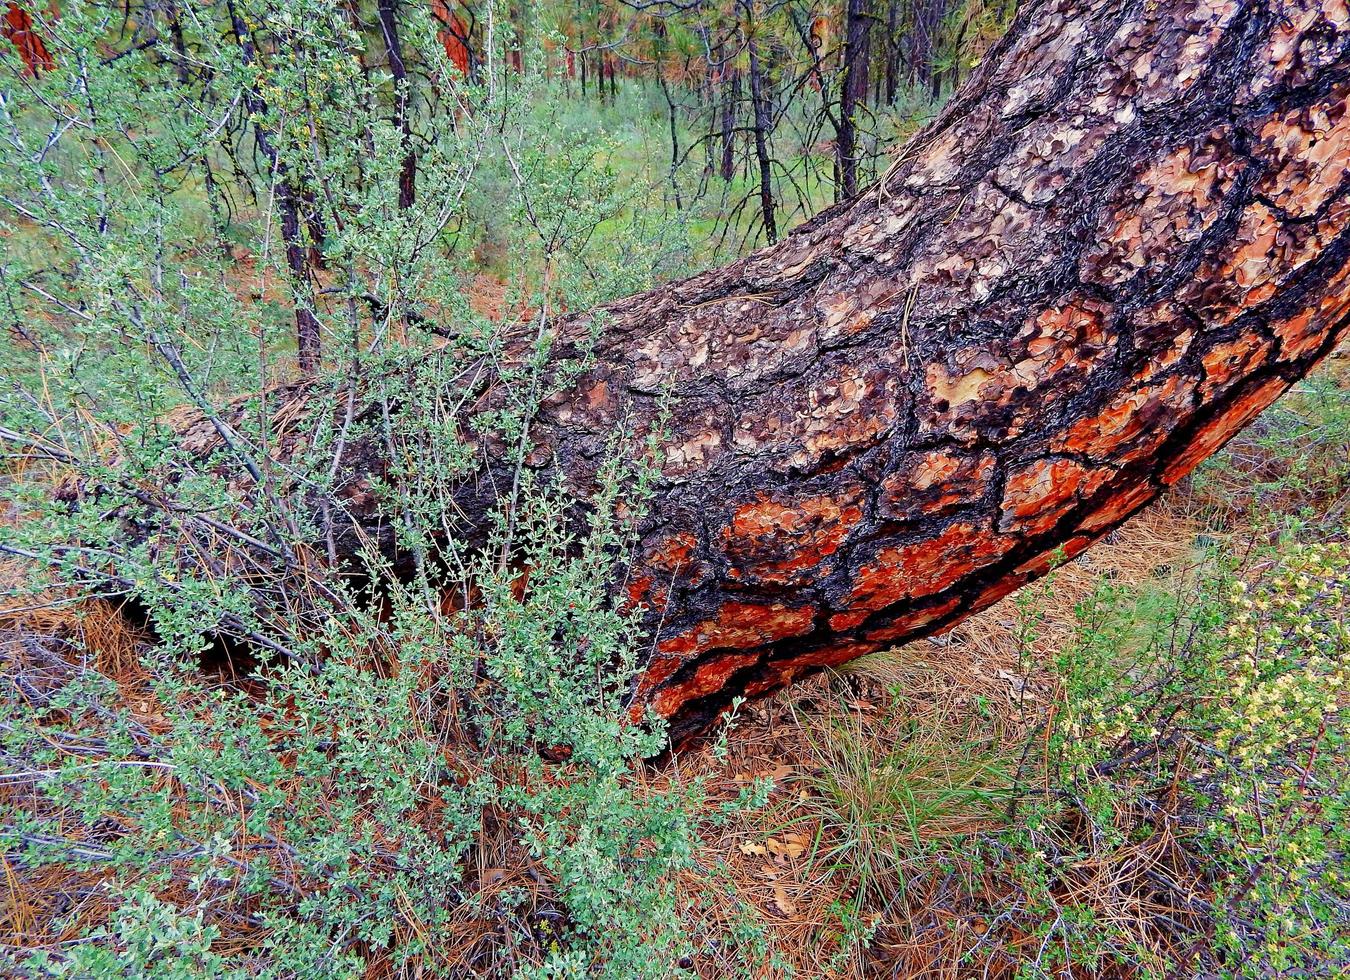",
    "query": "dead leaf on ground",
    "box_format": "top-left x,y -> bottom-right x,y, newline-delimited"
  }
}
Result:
767,763 -> 795,783
766,835 -> 807,863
